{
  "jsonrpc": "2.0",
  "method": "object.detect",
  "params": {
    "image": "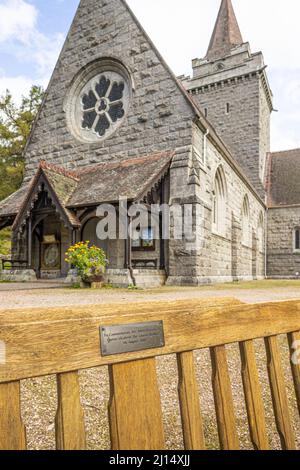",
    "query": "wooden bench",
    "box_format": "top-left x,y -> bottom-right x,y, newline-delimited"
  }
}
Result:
0,298 -> 299,450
